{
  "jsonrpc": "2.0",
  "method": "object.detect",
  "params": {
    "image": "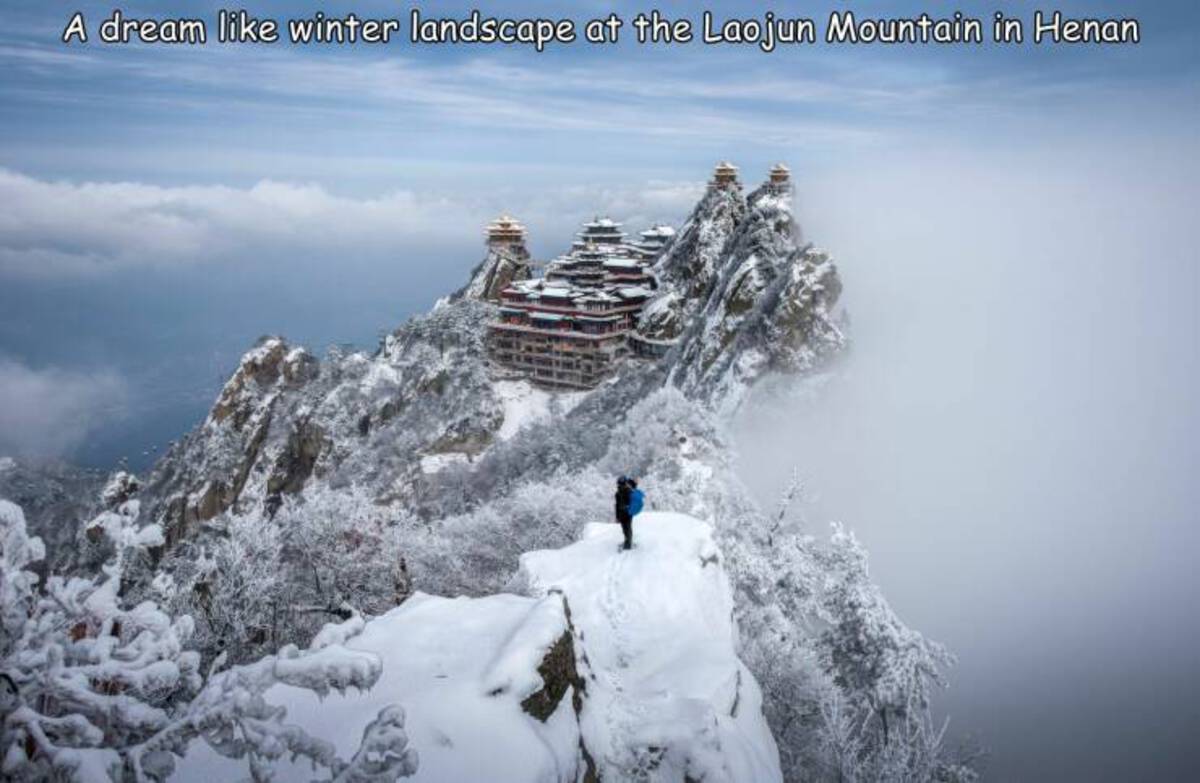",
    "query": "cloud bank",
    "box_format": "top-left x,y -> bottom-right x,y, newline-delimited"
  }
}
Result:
0,168 -> 705,279
0,168 -> 482,278
0,357 -> 127,459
